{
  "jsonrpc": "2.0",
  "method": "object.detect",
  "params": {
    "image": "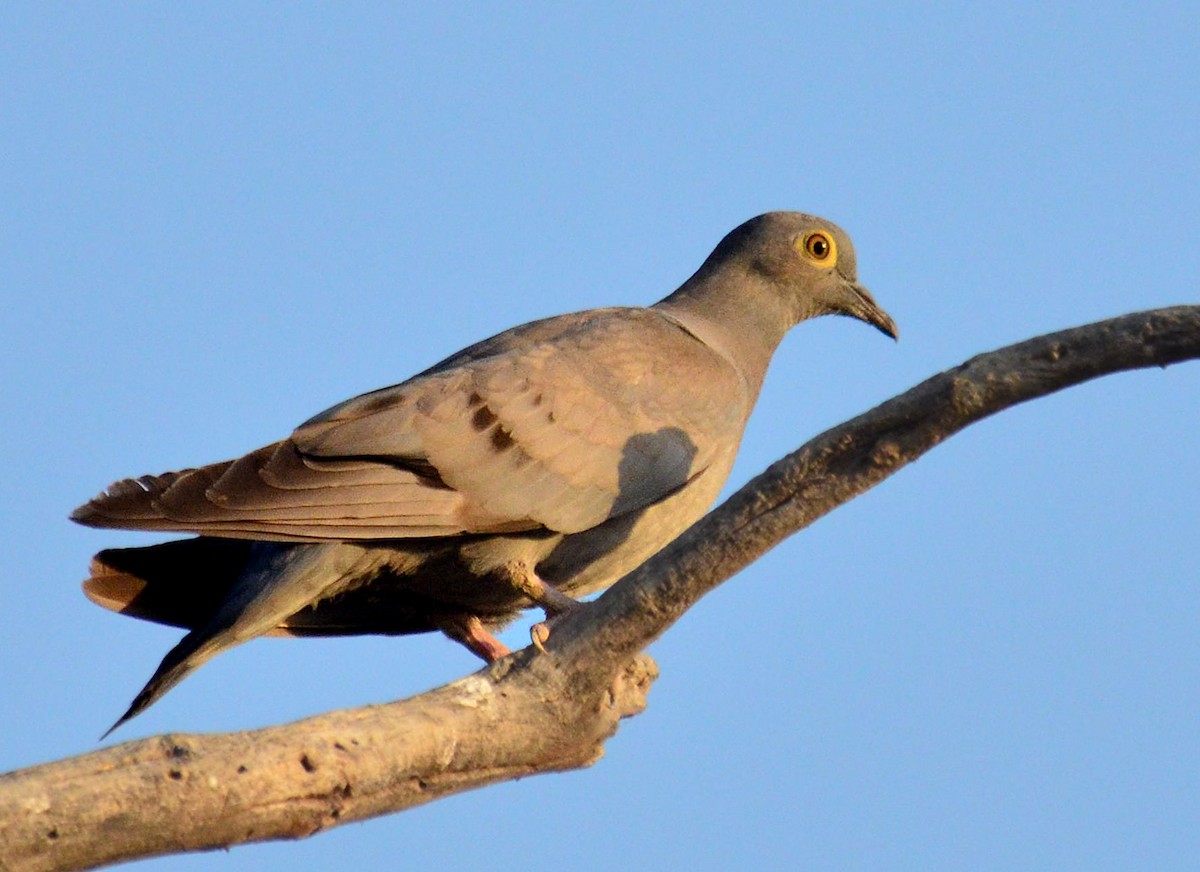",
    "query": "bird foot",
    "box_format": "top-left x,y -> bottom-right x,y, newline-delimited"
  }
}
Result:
529,598 -> 582,653
530,621 -> 551,653
498,561 -> 580,654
